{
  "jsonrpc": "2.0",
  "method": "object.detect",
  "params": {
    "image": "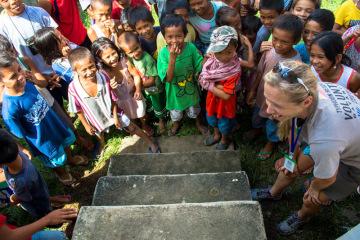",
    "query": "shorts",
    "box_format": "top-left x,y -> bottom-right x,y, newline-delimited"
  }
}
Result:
116,112 -> 131,129
32,230 -> 67,240
38,128 -> 76,168
251,105 -> 279,143
323,162 -> 360,201
170,105 -> 201,122
206,115 -> 236,135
